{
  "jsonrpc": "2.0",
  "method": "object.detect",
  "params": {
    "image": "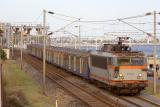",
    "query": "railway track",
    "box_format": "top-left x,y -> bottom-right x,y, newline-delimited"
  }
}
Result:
13,49 -> 160,107
120,95 -> 160,107
14,50 -> 118,107
136,95 -> 160,107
